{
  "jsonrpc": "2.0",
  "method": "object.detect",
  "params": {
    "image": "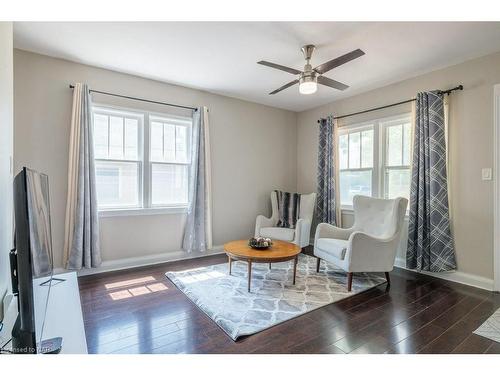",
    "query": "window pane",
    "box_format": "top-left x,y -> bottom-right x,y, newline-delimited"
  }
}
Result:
385,168 -> 411,200
339,134 -> 348,169
361,129 -> 373,168
95,161 -> 139,208
175,125 -> 188,163
339,170 -> 372,206
348,132 -> 360,168
387,124 -> 403,166
403,122 -> 412,165
124,118 -> 138,160
109,116 -> 124,159
150,121 -> 163,162
151,163 -> 188,205
163,124 -> 176,161
94,114 -> 108,159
